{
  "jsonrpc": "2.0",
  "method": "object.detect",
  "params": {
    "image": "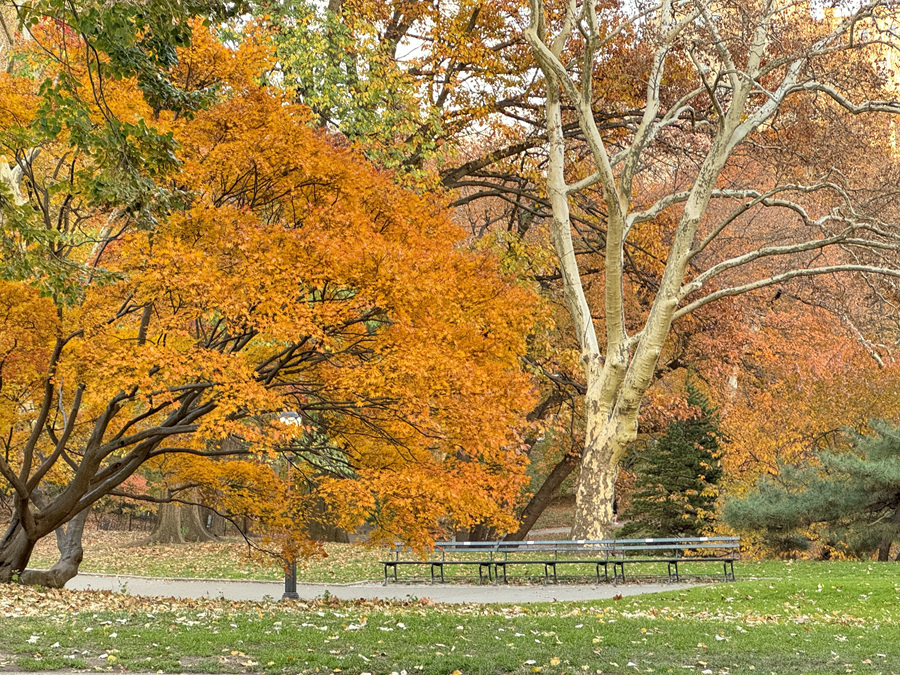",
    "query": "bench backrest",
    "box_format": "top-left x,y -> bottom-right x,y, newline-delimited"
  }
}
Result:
391,536 -> 740,561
